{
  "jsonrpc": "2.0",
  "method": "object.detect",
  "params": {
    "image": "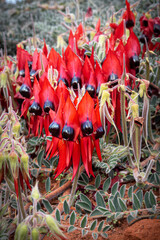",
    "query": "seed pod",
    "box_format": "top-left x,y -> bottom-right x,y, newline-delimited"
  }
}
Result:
31,182 -> 40,200
131,104 -> 139,118
9,151 -> 18,174
0,152 -> 5,170
0,72 -> 7,87
17,224 -> 28,240
45,215 -> 66,238
12,122 -> 21,137
139,82 -> 146,98
21,153 -> 29,173
31,228 -> 39,240
0,126 -> 3,135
